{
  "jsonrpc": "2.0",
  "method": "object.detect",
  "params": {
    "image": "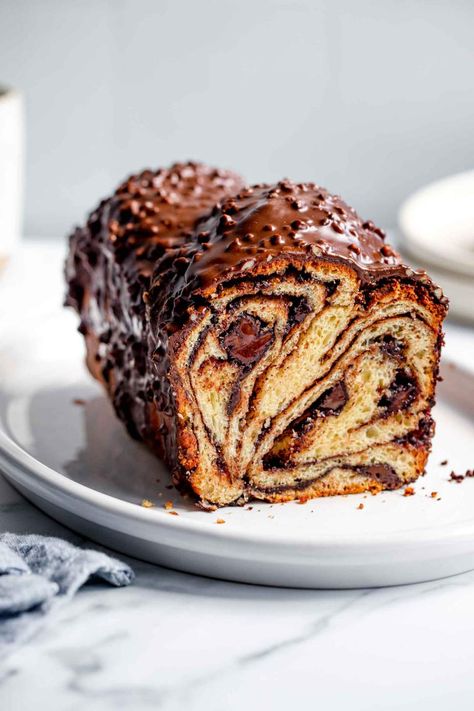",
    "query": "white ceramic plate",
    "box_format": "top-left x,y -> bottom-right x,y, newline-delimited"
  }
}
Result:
398,170 -> 474,323
1,244 -> 474,588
